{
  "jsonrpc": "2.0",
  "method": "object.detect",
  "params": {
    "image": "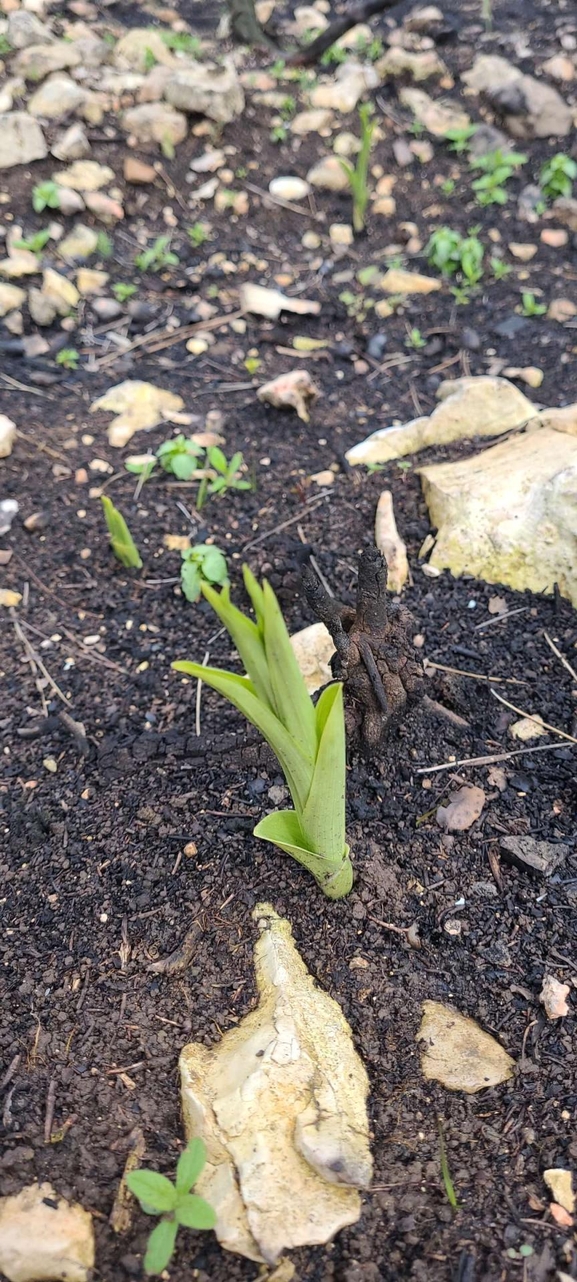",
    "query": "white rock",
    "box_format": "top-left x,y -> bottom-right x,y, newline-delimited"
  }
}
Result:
417,1001 -> 515,1093
462,53 -> 521,95
0,112 -> 47,168
0,415 -> 17,458
6,10 -> 55,48
311,61 -> 378,113
509,713 -> 548,741
375,490 -> 409,592
0,1182 -> 94,1282
180,903 -> 372,1264
28,286 -> 57,326
540,976 -> 571,1020
400,86 -> 470,135
543,1168 -> 575,1211
0,283 -> 26,316
241,282 -> 320,320
51,123 -> 91,161
291,108 -> 333,135
346,377 -> 538,465
121,102 -> 187,148
462,54 -> 572,138
53,159 -> 114,191
90,379 -> 186,447
420,425 -> 577,605
41,267 -> 80,314
257,368 -> 320,422
307,154 -> 350,192
290,622 -> 334,692
541,54 -> 575,82
329,221 -> 354,246
27,74 -> 87,119
58,223 -> 99,261
379,267 -> 440,294
269,176 -> 310,201
165,59 -> 244,123
76,268 -> 108,296
377,46 -> 446,80
114,28 -> 174,72
14,41 -> 81,80
55,187 -> 86,216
